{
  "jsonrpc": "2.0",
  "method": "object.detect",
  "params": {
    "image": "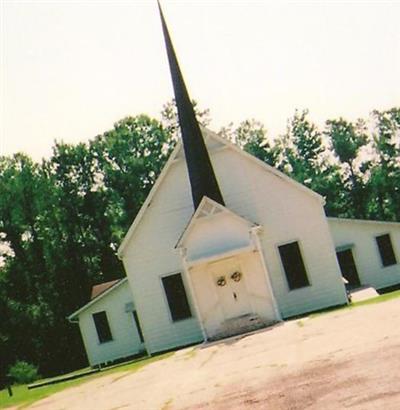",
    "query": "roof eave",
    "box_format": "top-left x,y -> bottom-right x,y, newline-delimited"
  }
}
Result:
67,277 -> 128,321
117,141 -> 183,259
175,195 -> 259,249
117,129 -> 325,260
327,217 -> 400,226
